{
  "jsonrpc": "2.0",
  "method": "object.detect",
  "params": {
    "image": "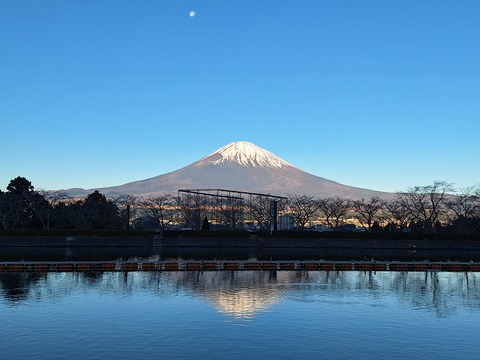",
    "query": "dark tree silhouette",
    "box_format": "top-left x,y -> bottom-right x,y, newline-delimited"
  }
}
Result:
317,197 -> 351,228
0,177 -> 38,229
397,181 -> 453,232
287,194 -> 318,229
7,177 -> 34,195
352,197 -> 383,231
176,193 -> 209,230
64,190 -> 121,230
139,193 -> 176,231
82,190 -> 122,230
202,216 -> 210,230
